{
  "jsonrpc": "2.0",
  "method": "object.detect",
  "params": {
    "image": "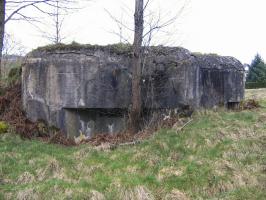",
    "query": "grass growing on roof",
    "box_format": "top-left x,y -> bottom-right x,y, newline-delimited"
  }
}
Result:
31,42 -> 133,56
